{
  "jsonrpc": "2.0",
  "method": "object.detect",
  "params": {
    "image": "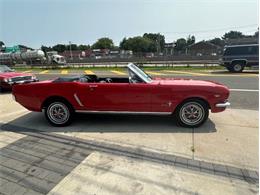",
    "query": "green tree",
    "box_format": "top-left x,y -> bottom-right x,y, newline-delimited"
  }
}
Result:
222,31 -> 244,40
120,38 -> 128,49
71,44 -> 78,50
254,30 -> 259,38
52,44 -> 66,52
120,36 -> 154,53
92,37 -> 114,49
0,41 -> 5,51
175,38 -> 187,51
209,38 -> 224,46
186,35 -> 195,46
0,41 -> 4,46
66,44 -> 78,51
143,33 -> 165,52
41,45 -> 52,52
78,44 -> 90,50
